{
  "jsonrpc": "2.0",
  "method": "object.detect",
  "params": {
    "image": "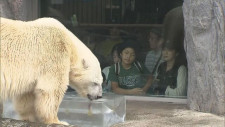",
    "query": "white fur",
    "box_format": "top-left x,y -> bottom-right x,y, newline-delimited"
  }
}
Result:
0,17 -> 103,125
